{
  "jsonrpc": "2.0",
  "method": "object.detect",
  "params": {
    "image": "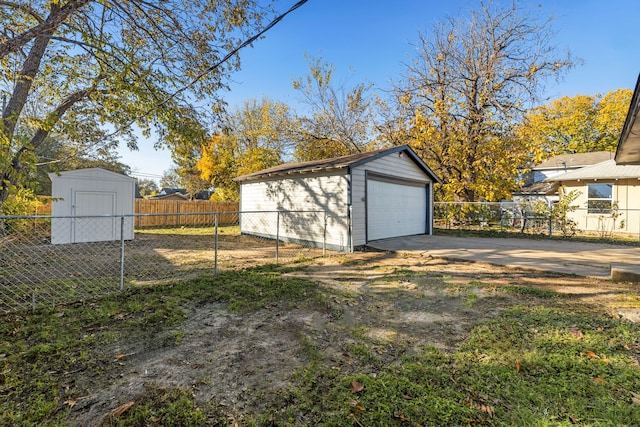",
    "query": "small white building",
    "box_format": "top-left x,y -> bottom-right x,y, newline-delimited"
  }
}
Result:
49,168 -> 135,244
235,145 -> 442,251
